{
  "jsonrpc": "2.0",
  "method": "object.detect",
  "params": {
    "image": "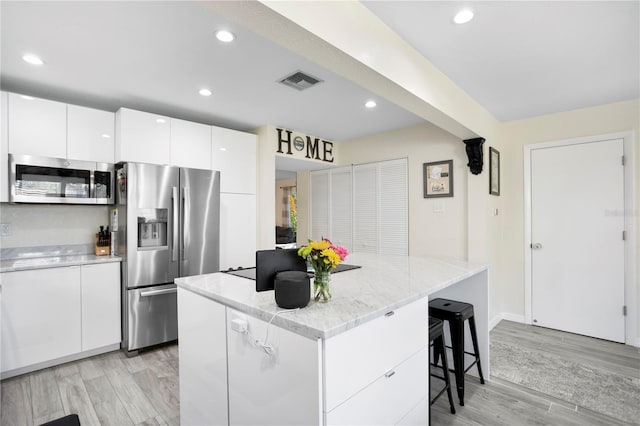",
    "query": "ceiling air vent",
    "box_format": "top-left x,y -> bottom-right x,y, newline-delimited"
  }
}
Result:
278,71 -> 323,91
